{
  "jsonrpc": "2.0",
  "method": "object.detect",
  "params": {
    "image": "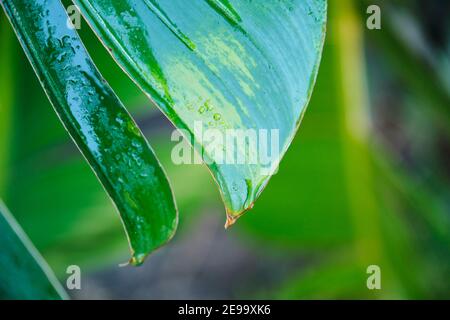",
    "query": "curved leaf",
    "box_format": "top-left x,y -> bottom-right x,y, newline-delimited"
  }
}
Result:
0,200 -> 67,299
1,0 -> 178,265
74,0 -> 327,222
